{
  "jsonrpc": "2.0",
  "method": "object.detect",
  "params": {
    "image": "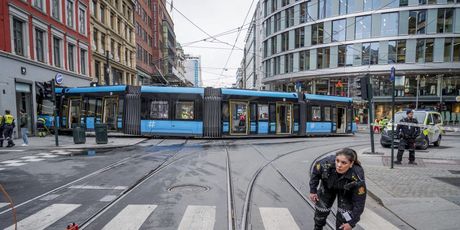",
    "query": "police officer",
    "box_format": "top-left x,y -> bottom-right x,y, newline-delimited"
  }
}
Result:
3,110 -> 15,147
309,148 -> 366,230
0,112 -> 4,147
394,110 -> 420,165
